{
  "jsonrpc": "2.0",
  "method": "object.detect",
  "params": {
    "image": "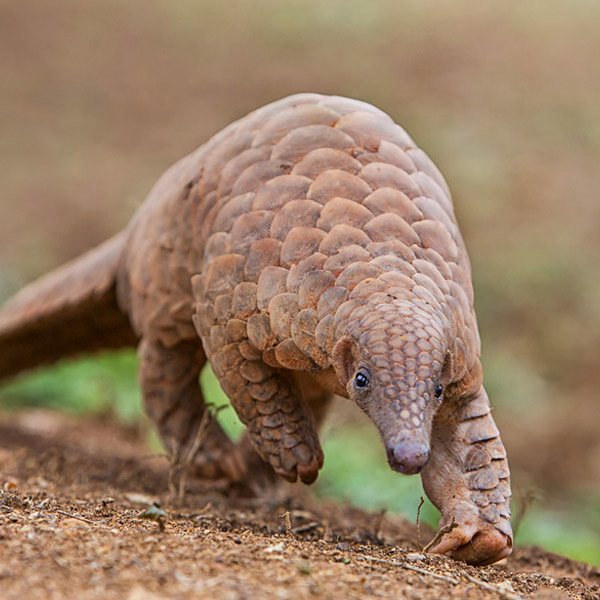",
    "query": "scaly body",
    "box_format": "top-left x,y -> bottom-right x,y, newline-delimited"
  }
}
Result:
0,94 -> 511,564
